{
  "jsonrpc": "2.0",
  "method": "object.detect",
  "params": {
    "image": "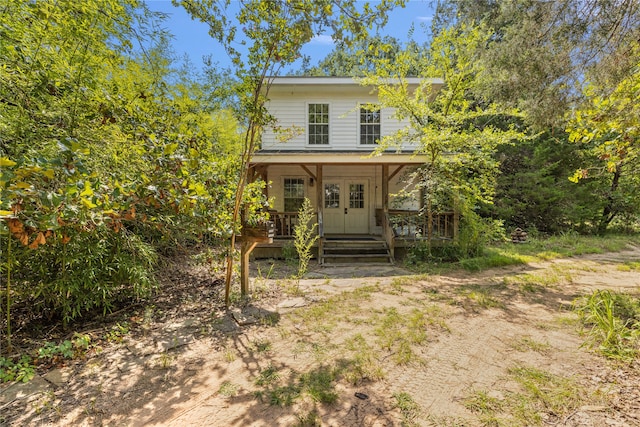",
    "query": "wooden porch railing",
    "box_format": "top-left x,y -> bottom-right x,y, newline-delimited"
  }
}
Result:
386,210 -> 456,240
268,211 -> 320,238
